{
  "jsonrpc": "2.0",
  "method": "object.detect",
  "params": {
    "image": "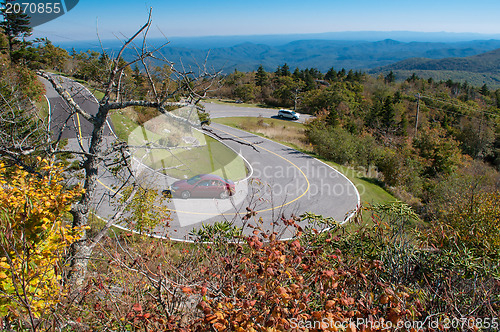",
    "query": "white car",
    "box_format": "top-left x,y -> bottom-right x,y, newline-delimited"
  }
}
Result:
277,109 -> 300,120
